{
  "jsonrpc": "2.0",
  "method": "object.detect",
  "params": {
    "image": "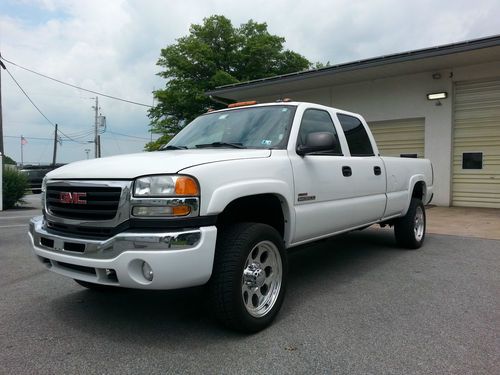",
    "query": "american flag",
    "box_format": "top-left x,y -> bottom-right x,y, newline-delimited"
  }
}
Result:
21,136 -> 28,145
